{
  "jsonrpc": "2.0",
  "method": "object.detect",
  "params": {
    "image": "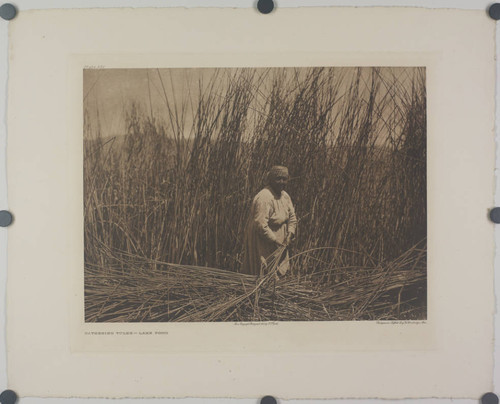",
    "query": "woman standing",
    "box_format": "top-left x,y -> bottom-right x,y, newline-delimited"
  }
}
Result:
242,166 -> 297,277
